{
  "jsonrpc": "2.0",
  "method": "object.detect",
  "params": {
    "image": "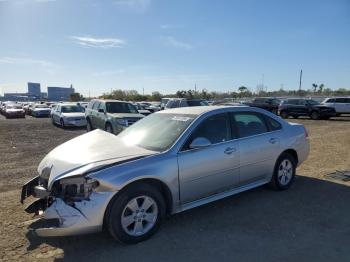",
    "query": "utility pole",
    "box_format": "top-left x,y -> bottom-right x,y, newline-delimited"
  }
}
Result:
299,69 -> 303,95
